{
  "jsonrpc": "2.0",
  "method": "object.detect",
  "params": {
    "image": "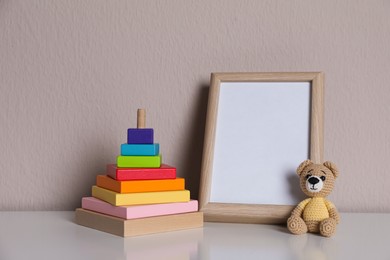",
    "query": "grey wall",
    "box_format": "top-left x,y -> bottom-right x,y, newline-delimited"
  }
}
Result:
1,0 -> 389,212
